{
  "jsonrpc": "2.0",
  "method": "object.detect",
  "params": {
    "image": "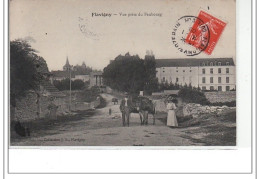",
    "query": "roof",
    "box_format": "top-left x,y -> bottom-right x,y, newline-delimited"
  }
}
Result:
164,90 -> 179,95
41,81 -> 66,97
90,71 -> 103,76
51,70 -> 84,78
155,58 -> 235,67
